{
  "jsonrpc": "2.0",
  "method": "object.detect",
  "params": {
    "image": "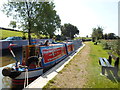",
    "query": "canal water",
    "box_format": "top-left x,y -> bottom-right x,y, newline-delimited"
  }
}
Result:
0,48 -> 22,89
